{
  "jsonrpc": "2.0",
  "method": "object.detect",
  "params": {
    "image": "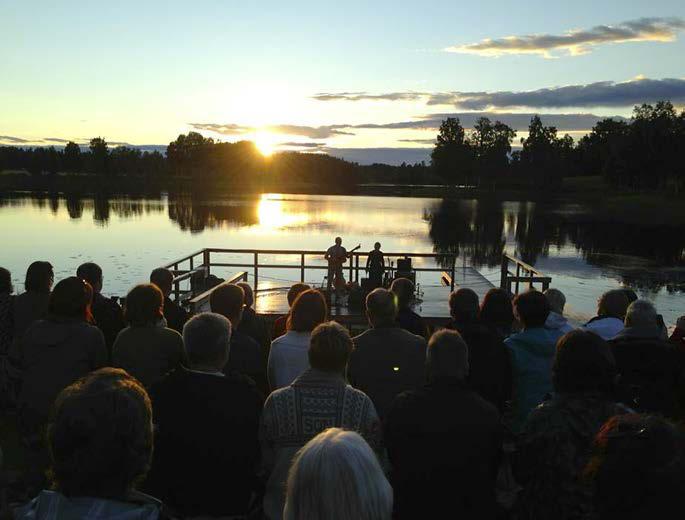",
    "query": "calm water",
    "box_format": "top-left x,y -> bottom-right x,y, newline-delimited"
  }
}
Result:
1,192 -> 683,327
